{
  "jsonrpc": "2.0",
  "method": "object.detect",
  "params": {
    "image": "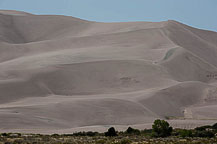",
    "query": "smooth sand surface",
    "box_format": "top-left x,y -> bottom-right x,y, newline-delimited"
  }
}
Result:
0,10 -> 217,133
